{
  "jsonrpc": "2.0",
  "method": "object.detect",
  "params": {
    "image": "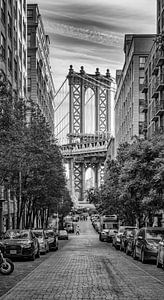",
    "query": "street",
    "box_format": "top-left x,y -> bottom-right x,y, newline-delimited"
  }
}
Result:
1,220 -> 164,300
